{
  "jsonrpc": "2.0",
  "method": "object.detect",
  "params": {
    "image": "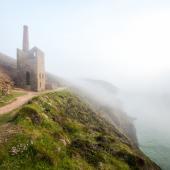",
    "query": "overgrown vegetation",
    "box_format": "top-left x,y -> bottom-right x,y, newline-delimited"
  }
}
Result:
0,90 -> 161,170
